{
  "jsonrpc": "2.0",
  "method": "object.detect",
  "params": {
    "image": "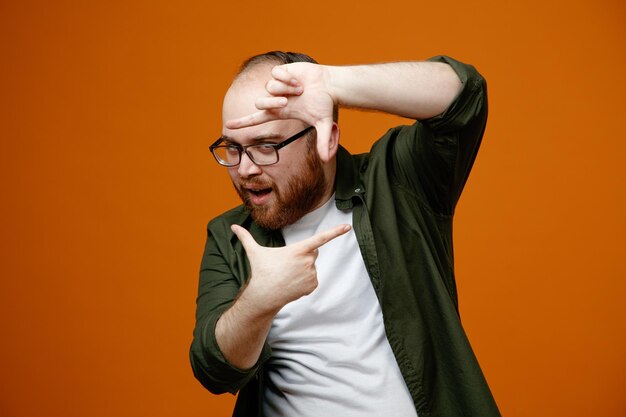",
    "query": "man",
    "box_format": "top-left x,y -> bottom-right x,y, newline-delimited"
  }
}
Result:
191,51 -> 500,417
